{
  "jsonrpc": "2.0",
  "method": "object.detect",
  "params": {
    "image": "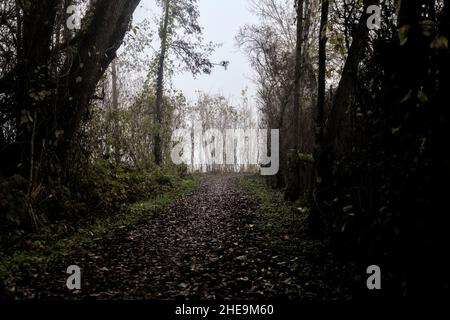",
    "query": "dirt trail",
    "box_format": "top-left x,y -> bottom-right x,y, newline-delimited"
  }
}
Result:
30,175 -> 349,300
